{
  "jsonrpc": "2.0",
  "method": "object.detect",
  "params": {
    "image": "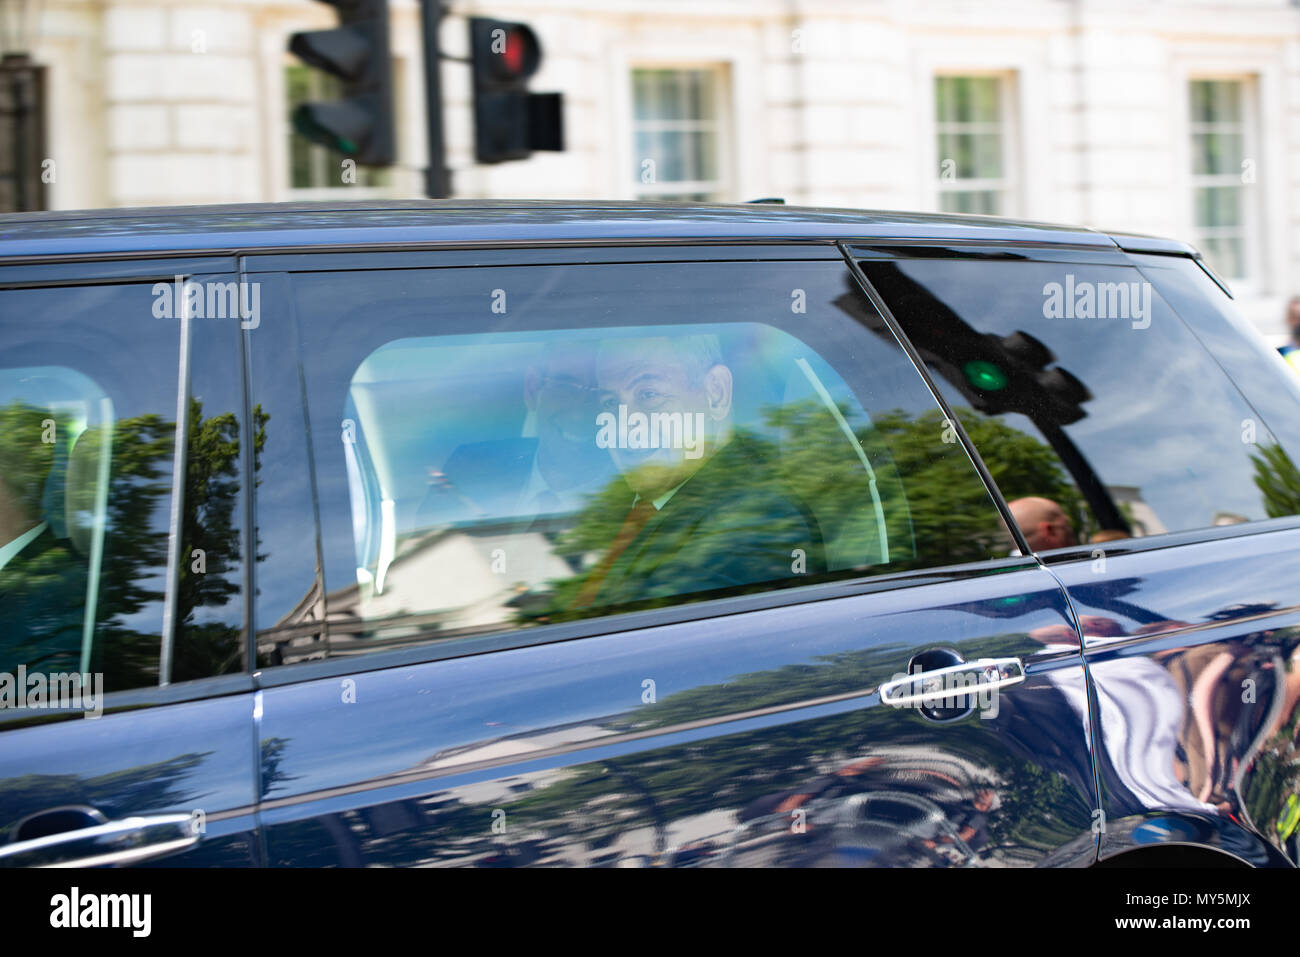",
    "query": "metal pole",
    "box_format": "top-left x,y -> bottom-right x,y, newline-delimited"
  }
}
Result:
419,0 -> 450,198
